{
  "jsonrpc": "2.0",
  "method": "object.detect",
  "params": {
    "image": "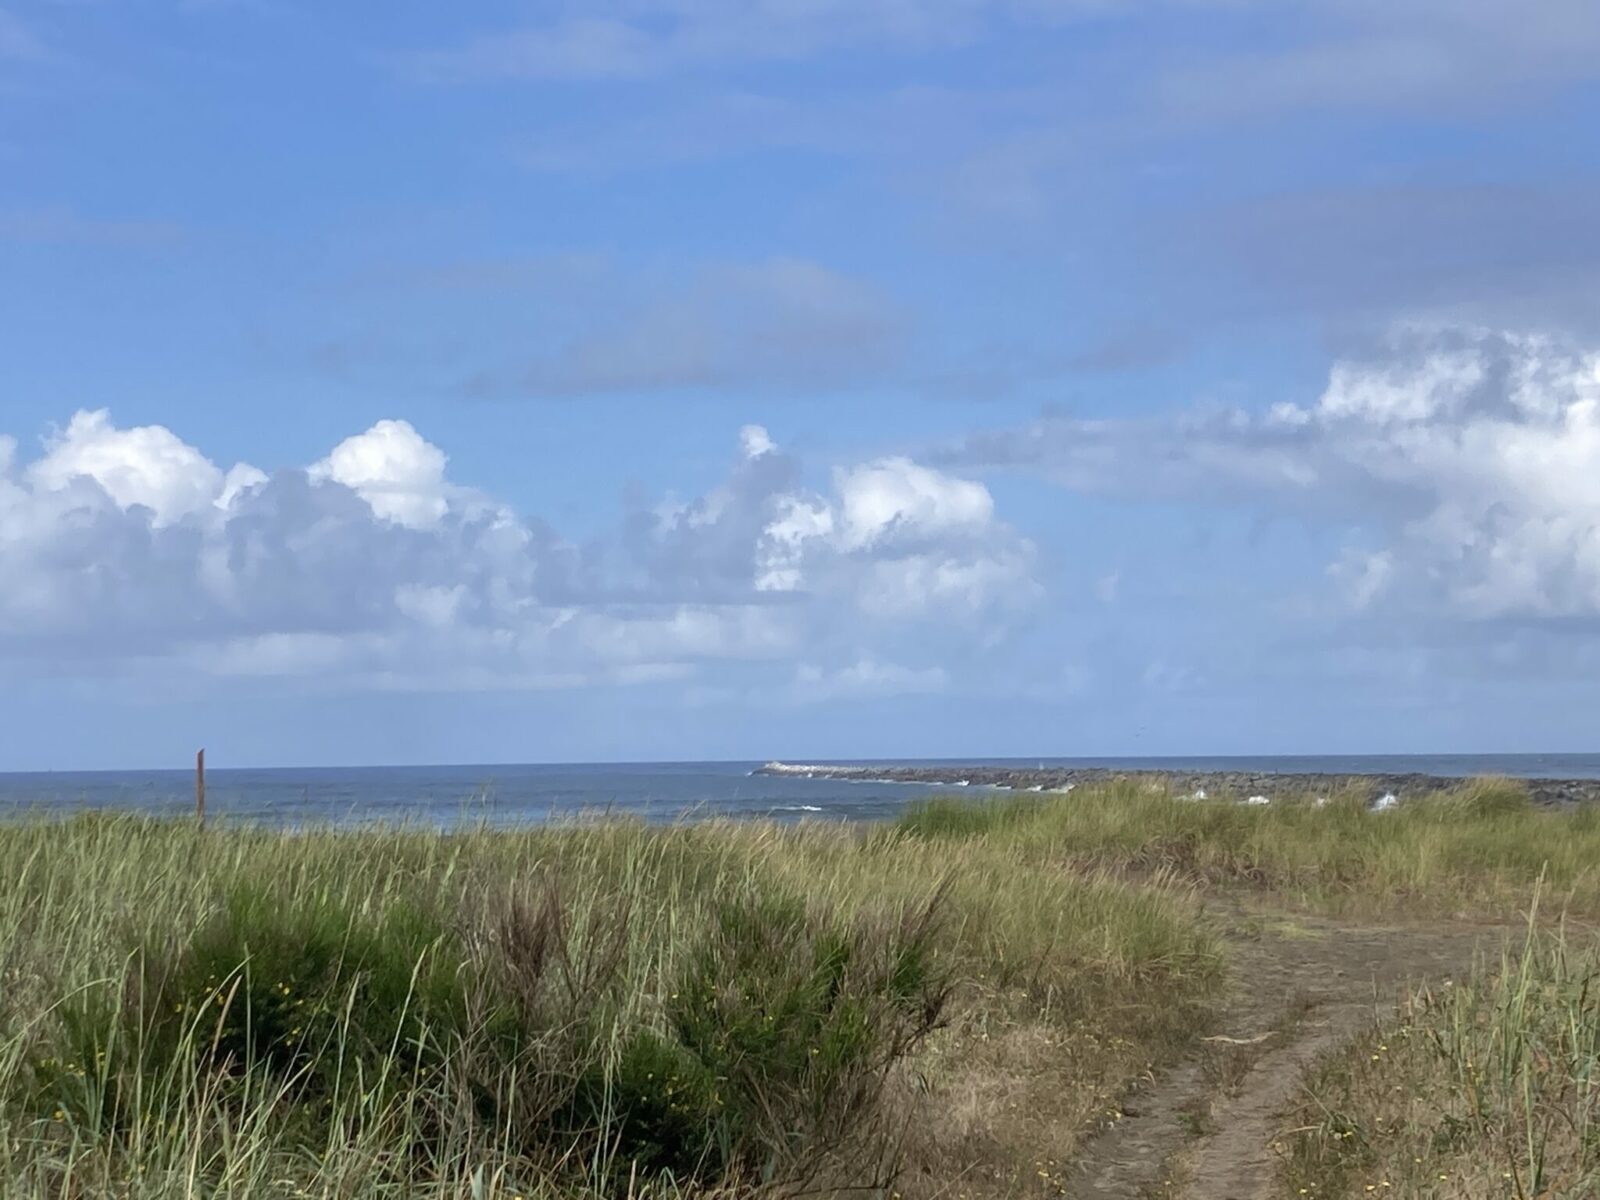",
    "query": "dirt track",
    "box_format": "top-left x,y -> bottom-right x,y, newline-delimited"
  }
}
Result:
1067,908 -> 1507,1199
